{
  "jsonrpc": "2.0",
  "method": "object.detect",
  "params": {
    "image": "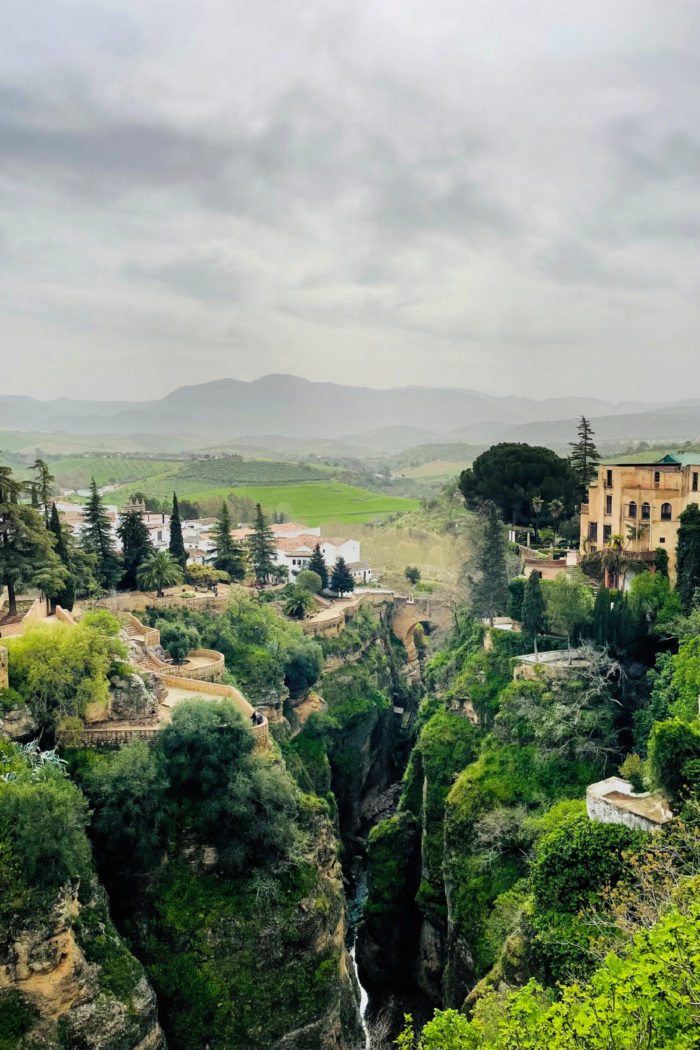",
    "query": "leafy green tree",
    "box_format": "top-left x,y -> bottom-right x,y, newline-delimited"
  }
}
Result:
283,638 -> 323,696
248,503 -> 277,585
6,620 -> 124,733
545,576 -> 591,655
459,443 -> 577,525
405,566 -> 421,585
81,478 -> 121,591
117,508 -> 153,591
187,563 -> 230,590
283,585 -> 316,619
307,543 -> 328,589
330,556 -> 355,597
568,416 -> 600,500
48,503 -> 76,611
178,498 -> 200,520
136,550 -> 183,598
157,699 -> 297,873
296,569 -> 322,593
211,501 -> 245,581
0,774 -> 91,894
81,740 -> 168,883
31,458 -> 55,526
676,503 -> 700,610
507,577 -> 526,620
648,718 -> 700,801
521,571 -> 545,652
159,621 -> 200,664
0,466 -> 60,617
655,546 -> 669,577
467,501 -> 508,627
168,492 -> 188,570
